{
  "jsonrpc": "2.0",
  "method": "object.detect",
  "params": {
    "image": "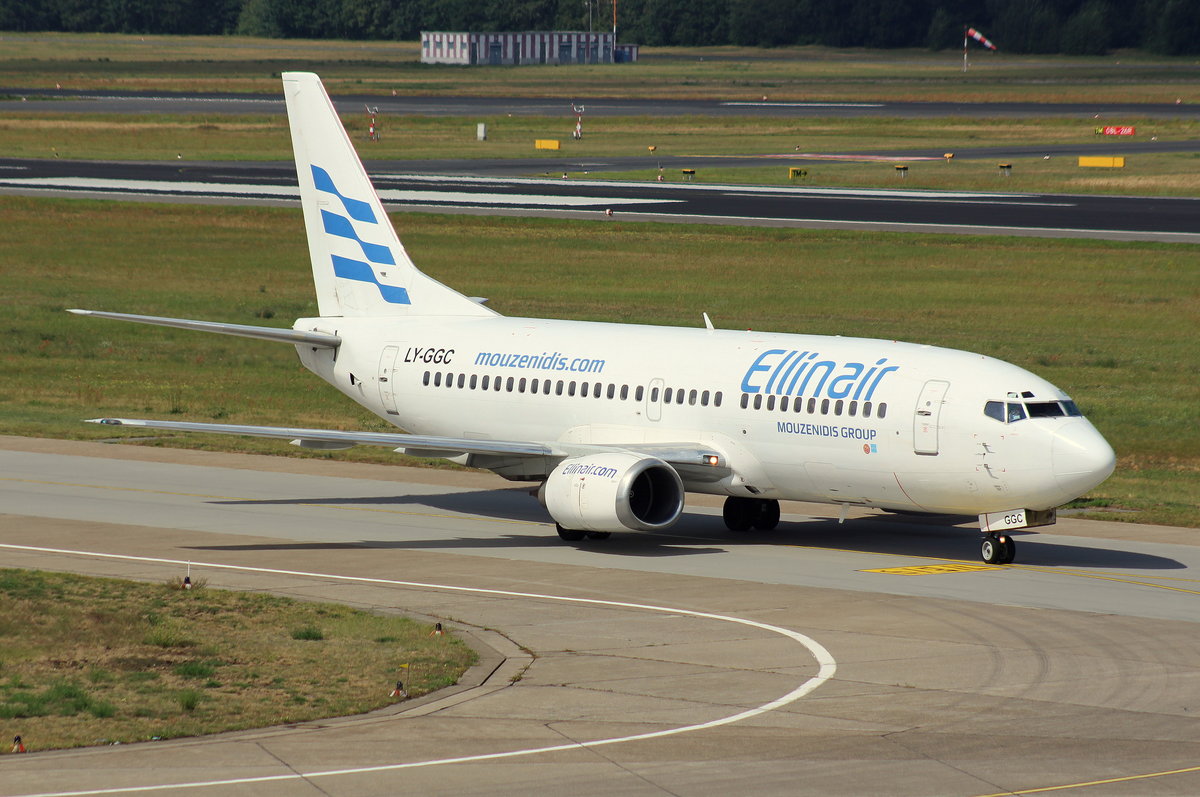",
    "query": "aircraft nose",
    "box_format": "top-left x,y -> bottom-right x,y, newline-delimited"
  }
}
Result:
1052,421 -> 1116,496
